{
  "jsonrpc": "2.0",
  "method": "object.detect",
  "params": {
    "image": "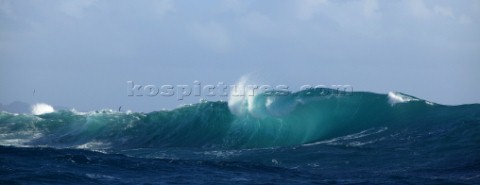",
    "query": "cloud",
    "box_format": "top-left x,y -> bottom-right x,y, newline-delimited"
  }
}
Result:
296,0 -> 328,21
406,0 -> 460,21
59,0 -> 97,19
190,21 -> 231,53
295,0 -> 382,23
221,0 -> 245,13
433,5 -> 454,18
0,0 -> 13,16
293,0 -> 383,38
238,12 -> 274,35
59,0 -> 174,19
459,14 -> 473,25
363,0 -> 380,19
152,0 -> 175,16
406,0 -> 432,19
